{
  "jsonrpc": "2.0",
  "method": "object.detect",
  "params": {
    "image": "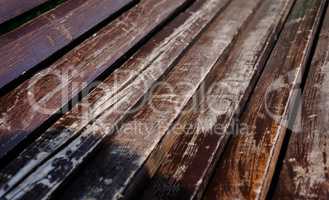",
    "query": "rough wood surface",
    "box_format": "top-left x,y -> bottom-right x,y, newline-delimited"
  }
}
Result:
0,0 -> 135,90
273,5 -> 329,200
0,0 -> 48,24
203,0 -> 326,199
0,0 -> 190,161
140,0 -> 296,199
0,0 -> 327,199
35,0 -> 264,199
0,0 -> 232,197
